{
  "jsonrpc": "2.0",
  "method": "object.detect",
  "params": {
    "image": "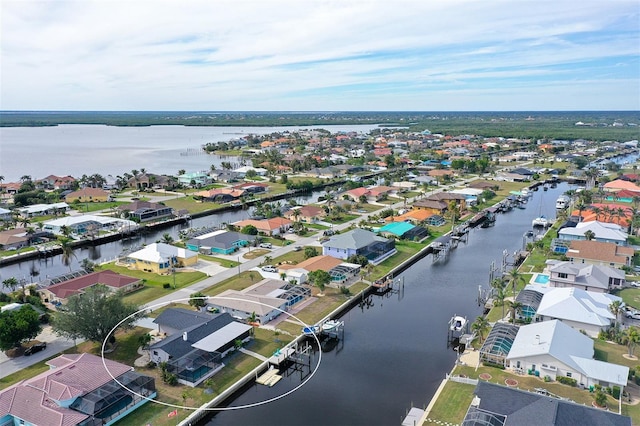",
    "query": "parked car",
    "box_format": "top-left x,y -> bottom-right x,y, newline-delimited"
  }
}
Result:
259,243 -> 272,249
261,265 -> 278,273
24,342 -> 46,356
625,310 -> 640,319
294,246 -> 302,251
631,282 -> 640,288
